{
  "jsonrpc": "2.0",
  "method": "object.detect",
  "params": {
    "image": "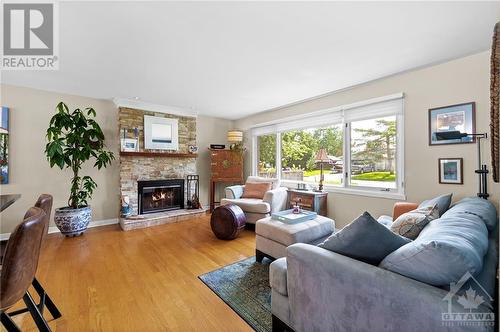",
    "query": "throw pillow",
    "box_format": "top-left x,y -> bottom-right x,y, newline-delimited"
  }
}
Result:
419,193 -> 452,217
318,212 -> 411,265
241,182 -> 272,199
390,205 -> 439,239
